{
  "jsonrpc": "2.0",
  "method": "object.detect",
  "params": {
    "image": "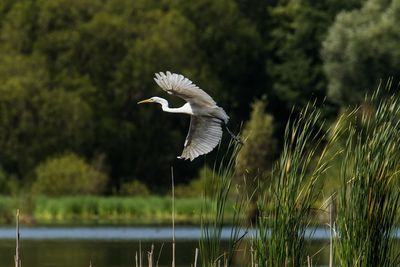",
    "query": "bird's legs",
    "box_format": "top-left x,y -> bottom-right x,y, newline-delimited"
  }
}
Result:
225,125 -> 243,144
